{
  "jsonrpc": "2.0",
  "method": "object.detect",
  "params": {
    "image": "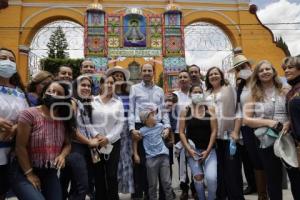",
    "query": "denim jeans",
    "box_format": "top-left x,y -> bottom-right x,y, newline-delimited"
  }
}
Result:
66,142 -> 94,200
9,159 -> 62,200
188,148 -> 217,200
